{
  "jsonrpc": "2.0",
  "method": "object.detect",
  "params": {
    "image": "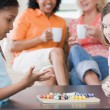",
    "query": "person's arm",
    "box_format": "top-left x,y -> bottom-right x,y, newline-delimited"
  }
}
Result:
0,67 -> 54,100
10,37 -> 42,52
10,30 -> 53,53
58,20 -> 67,48
0,78 -> 29,100
9,10 -> 53,52
85,25 -> 103,39
68,19 -> 81,48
